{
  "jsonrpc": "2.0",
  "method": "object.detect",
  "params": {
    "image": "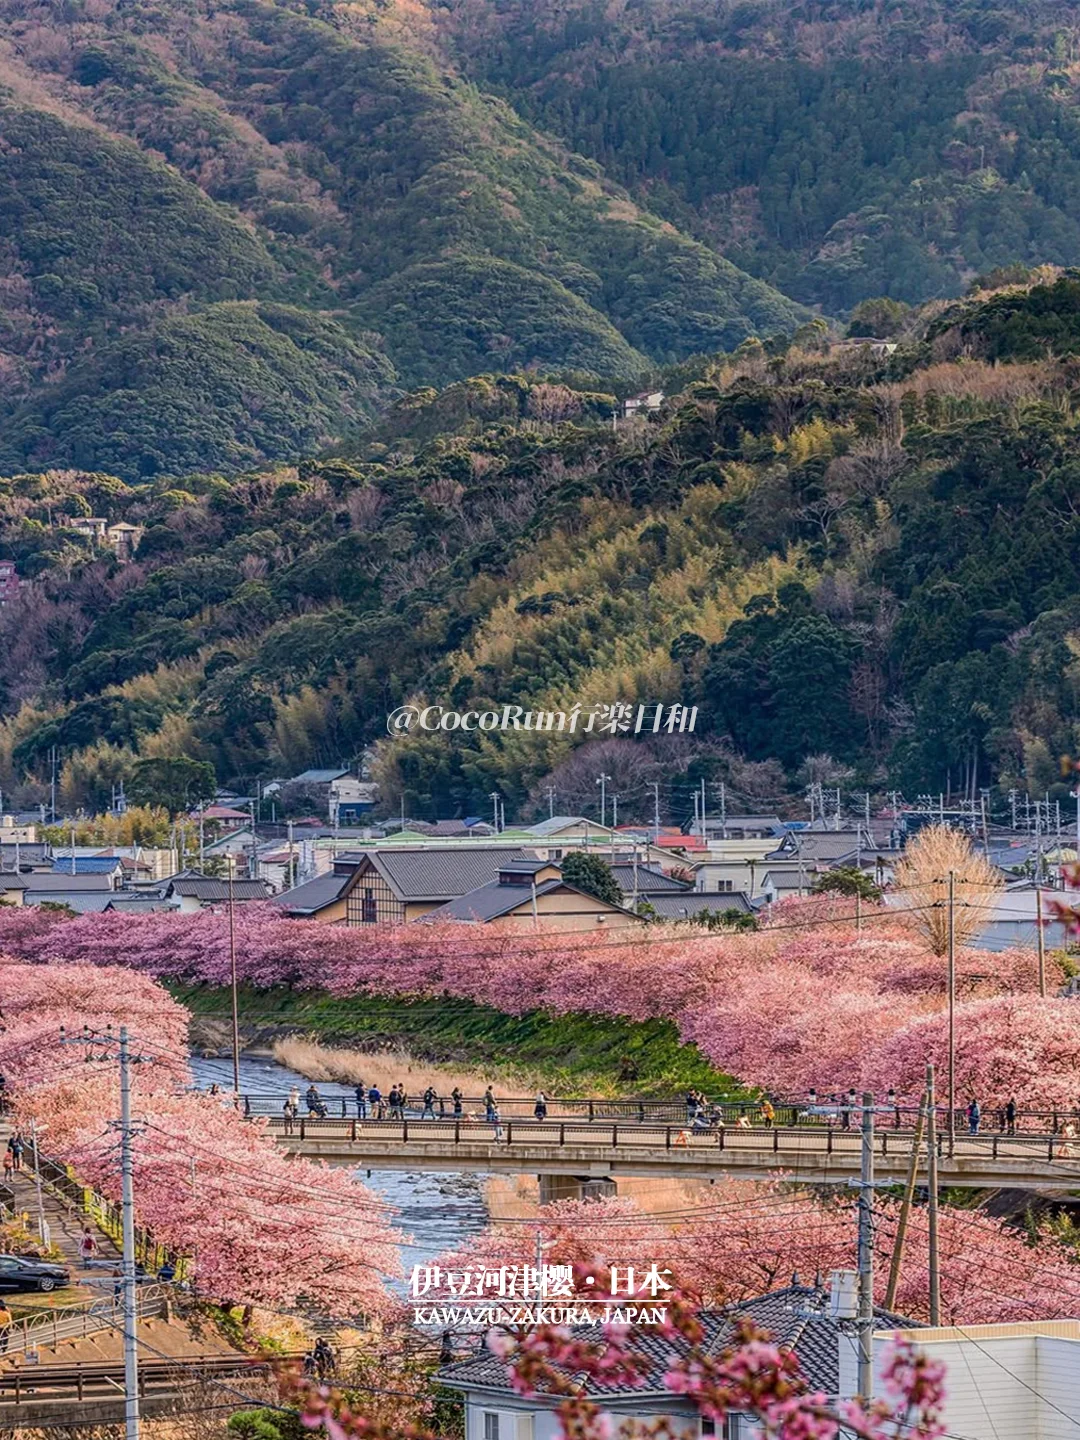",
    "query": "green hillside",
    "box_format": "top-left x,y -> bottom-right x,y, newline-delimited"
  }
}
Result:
0,0 -> 805,475
431,0 -> 1080,310
2,279 -> 1080,821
